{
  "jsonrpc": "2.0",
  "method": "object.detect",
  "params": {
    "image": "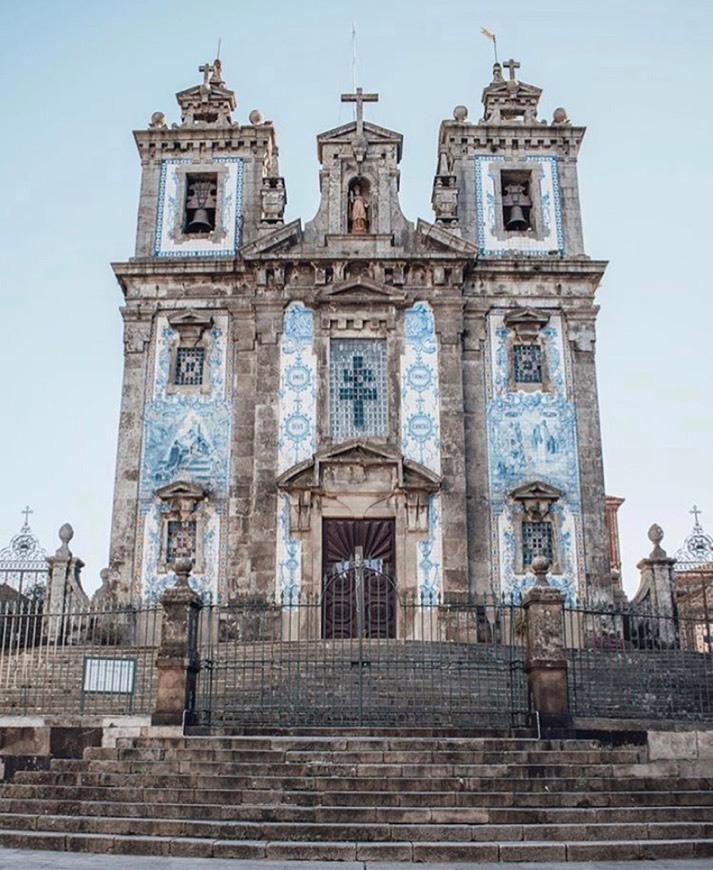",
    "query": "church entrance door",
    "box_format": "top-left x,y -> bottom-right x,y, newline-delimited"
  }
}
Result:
322,519 -> 396,639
